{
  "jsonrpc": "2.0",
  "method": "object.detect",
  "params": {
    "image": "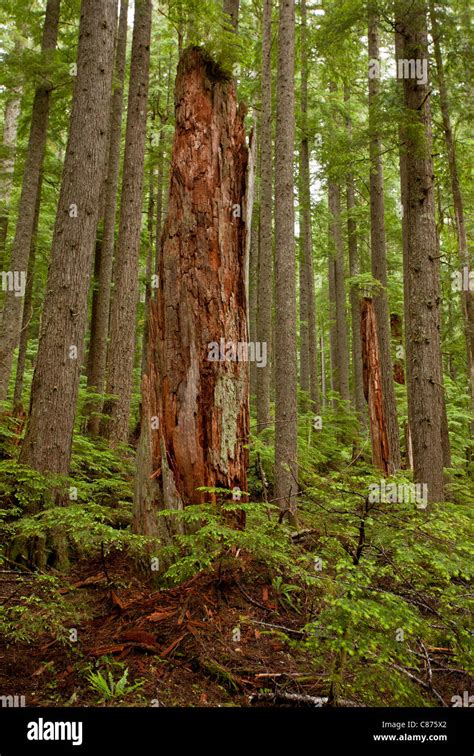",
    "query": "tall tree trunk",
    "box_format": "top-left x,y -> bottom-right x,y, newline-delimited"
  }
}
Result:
0,45 -> 22,265
368,15 -> 401,473
12,172 -> 43,412
249,202 -> 259,400
328,178 -> 350,402
344,92 -> 365,424
256,0 -> 273,433
328,250 -> 338,398
86,0 -> 129,435
134,47 -> 249,542
397,0 -> 448,502
19,0 -> 117,474
141,136 -> 156,379
429,0 -> 474,439
223,0 -> 240,29
274,0 -> 298,522
395,21 -> 410,364
85,234 -> 102,384
320,331 -> 327,407
299,218 -> 309,403
154,137 -> 165,279
153,57 -> 173,281
102,0 -> 152,444
299,0 -> 318,410
0,0 -> 61,401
